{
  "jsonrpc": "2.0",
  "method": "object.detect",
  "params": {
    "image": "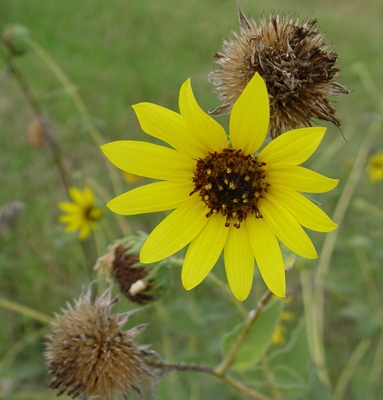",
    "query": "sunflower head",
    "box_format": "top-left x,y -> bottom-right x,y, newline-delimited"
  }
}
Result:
101,73 -> 339,302
58,186 -> 103,240
44,285 -> 154,399
209,6 -> 349,138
